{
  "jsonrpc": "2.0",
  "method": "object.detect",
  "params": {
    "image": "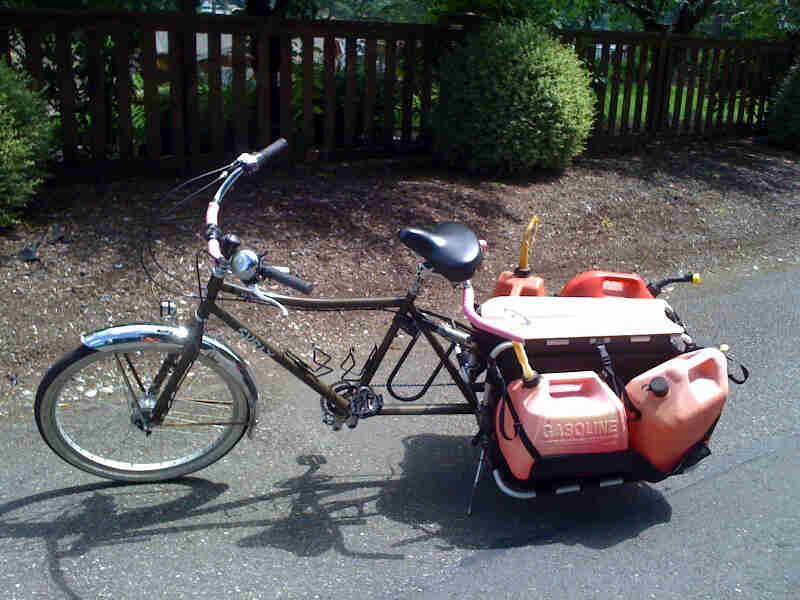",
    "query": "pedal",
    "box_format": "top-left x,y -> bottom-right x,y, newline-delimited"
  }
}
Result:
351,386 -> 383,419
